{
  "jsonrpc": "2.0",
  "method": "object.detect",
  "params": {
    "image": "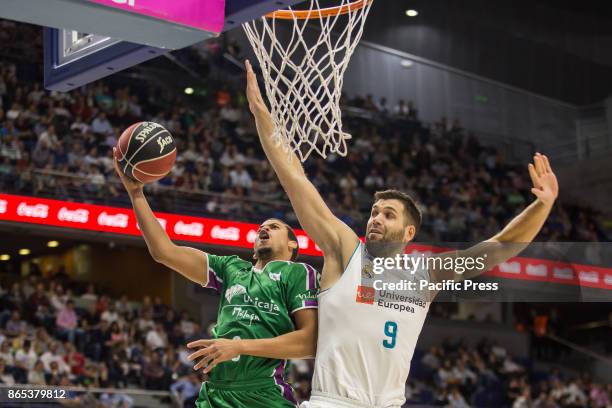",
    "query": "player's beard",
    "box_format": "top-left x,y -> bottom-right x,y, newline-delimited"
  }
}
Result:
255,246 -> 274,261
365,228 -> 406,258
